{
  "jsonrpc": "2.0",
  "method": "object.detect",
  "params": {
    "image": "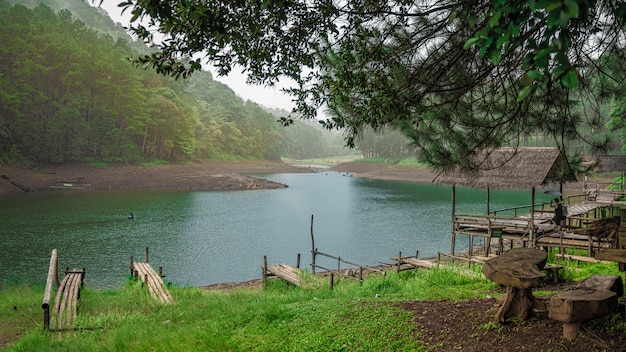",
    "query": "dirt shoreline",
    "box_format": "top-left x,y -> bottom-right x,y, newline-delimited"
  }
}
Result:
0,160 -> 598,194
0,160 -> 446,194
0,160 -> 317,194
